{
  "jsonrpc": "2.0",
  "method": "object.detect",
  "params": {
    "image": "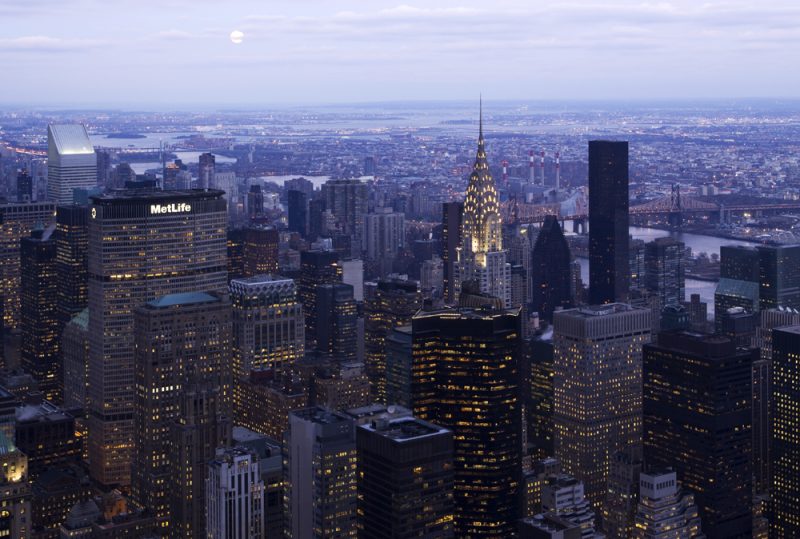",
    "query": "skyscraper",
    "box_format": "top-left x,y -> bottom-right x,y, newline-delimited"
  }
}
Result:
363,207 -> 405,277
643,331 -> 753,538
46,124 -> 97,204
553,304 -> 651,506
314,283 -> 357,362
20,225 -> 61,403
530,215 -> 572,321
441,201 -> 463,303
55,205 -> 89,330
357,417 -> 454,539
131,292 -> 232,534
198,152 -> 215,190
284,407 -> 358,538
242,226 -> 279,277
454,108 -> 511,307
297,249 -> 342,348
207,447 -> 265,539
644,237 -> 685,307
364,277 -> 422,403
588,140 -> 629,305
770,326 -> 800,537
412,304 -> 522,537
321,178 -> 368,258
229,275 -> 304,422
757,244 -> 800,310
287,189 -> 307,236
87,189 -> 228,486
0,201 -> 56,329
17,169 -> 32,202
